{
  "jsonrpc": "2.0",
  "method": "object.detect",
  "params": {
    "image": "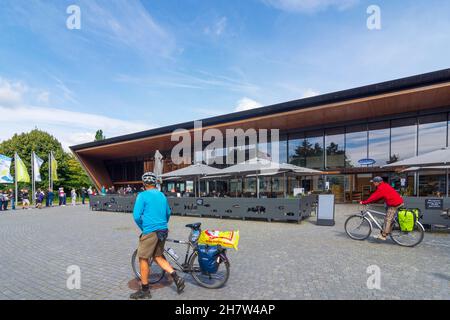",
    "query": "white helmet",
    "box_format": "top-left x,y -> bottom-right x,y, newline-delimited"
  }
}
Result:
142,172 -> 158,185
